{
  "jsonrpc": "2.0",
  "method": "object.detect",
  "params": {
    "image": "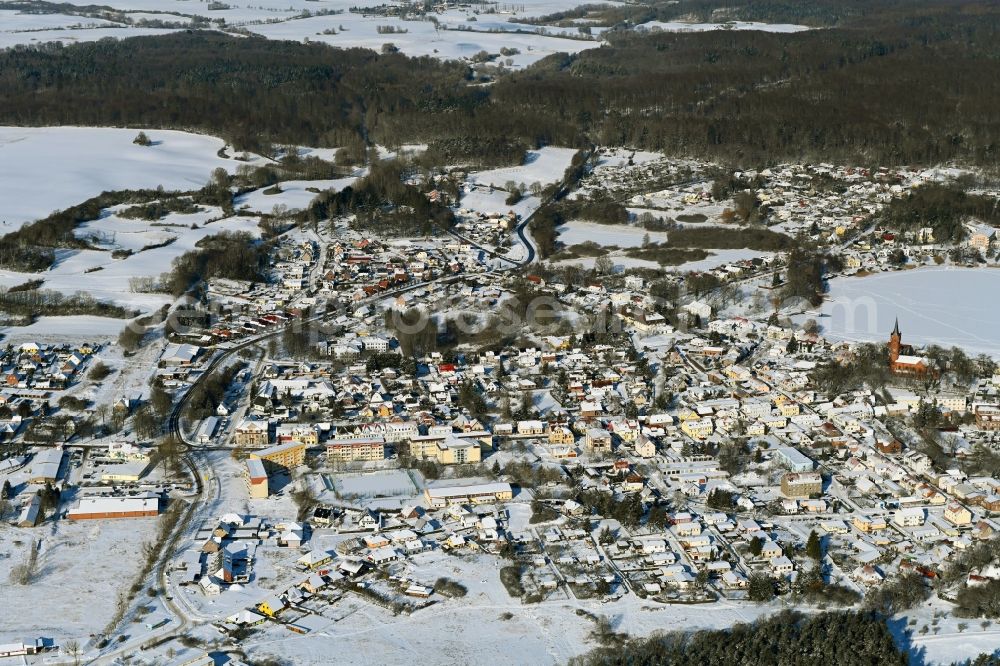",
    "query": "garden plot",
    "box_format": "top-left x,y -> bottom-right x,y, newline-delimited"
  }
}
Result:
0,126 -> 263,230
240,554 -> 773,666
